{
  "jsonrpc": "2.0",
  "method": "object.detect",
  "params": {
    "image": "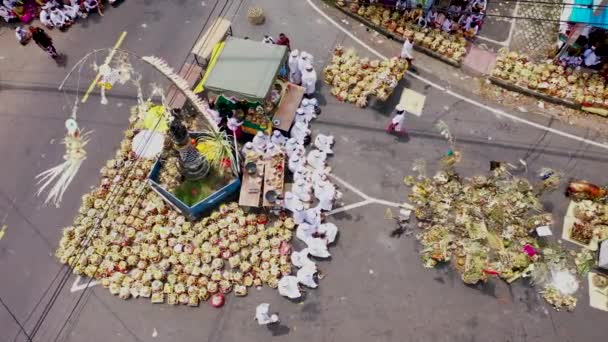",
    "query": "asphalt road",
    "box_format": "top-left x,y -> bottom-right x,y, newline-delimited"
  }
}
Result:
0,1 -> 607,342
